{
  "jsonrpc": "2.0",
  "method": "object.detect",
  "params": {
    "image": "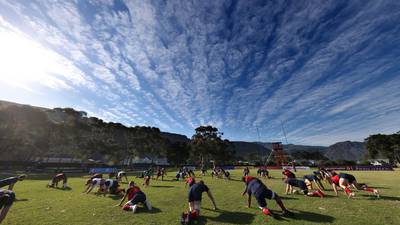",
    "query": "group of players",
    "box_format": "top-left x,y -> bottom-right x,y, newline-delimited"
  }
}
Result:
0,166 -> 381,224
